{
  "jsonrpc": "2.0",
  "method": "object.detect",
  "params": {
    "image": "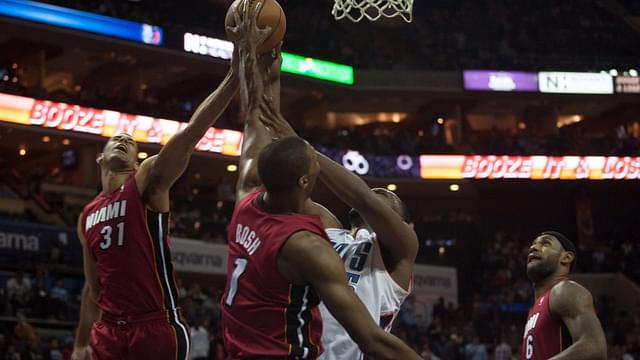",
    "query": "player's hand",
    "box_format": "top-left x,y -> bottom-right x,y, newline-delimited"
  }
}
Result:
71,346 -> 92,360
259,95 -> 296,138
226,0 -> 272,54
